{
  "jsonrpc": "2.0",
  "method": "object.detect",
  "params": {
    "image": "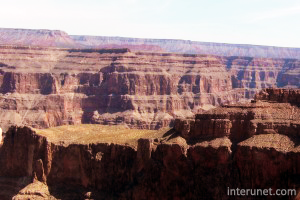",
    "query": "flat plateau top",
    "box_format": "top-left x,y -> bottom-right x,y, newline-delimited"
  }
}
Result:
238,133 -> 300,153
34,124 -> 170,148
